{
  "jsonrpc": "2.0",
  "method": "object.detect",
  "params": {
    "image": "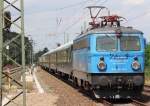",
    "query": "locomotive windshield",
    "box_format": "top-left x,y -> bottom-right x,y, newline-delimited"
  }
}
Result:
96,36 -> 117,51
120,36 -> 140,51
